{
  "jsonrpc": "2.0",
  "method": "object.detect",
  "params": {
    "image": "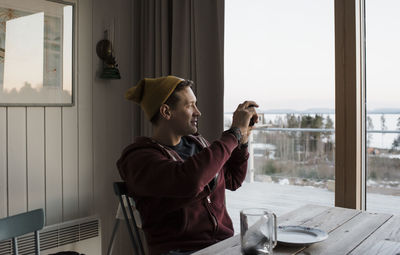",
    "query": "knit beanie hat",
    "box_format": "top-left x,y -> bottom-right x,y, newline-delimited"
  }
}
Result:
125,75 -> 184,120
